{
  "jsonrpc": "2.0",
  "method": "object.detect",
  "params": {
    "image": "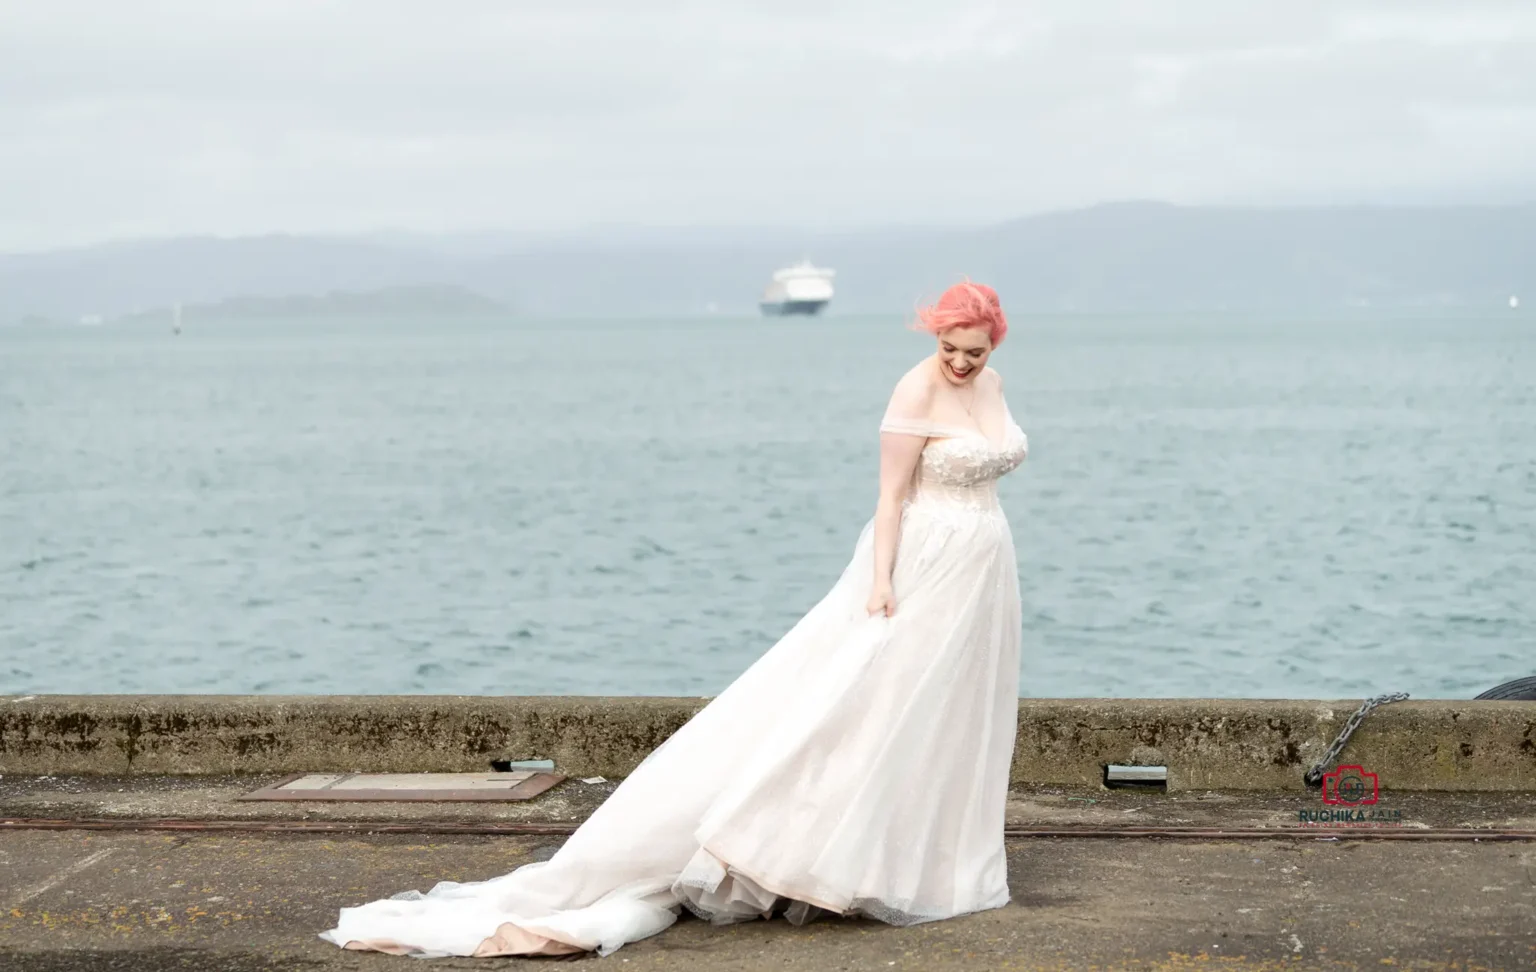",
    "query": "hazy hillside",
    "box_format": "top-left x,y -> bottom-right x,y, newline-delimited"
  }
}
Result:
0,236 -> 463,323
110,285 -> 507,326
4,202 -> 1533,322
